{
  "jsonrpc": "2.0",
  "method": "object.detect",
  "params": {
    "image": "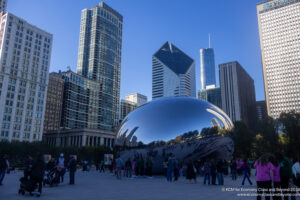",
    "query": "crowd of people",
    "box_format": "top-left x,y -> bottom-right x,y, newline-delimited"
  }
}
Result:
0,153 -> 77,196
0,152 -> 300,199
